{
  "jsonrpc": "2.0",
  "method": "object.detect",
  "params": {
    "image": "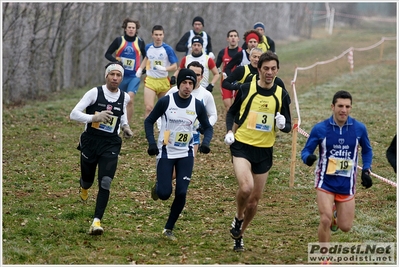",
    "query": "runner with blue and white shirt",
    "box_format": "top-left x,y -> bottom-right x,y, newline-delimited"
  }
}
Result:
144,68 -> 213,241
141,25 -> 179,119
166,61 -> 217,154
301,90 -> 373,243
